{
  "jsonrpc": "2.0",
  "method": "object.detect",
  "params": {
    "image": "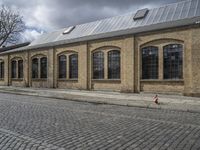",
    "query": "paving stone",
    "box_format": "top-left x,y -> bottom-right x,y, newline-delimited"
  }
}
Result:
0,93 -> 199,149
